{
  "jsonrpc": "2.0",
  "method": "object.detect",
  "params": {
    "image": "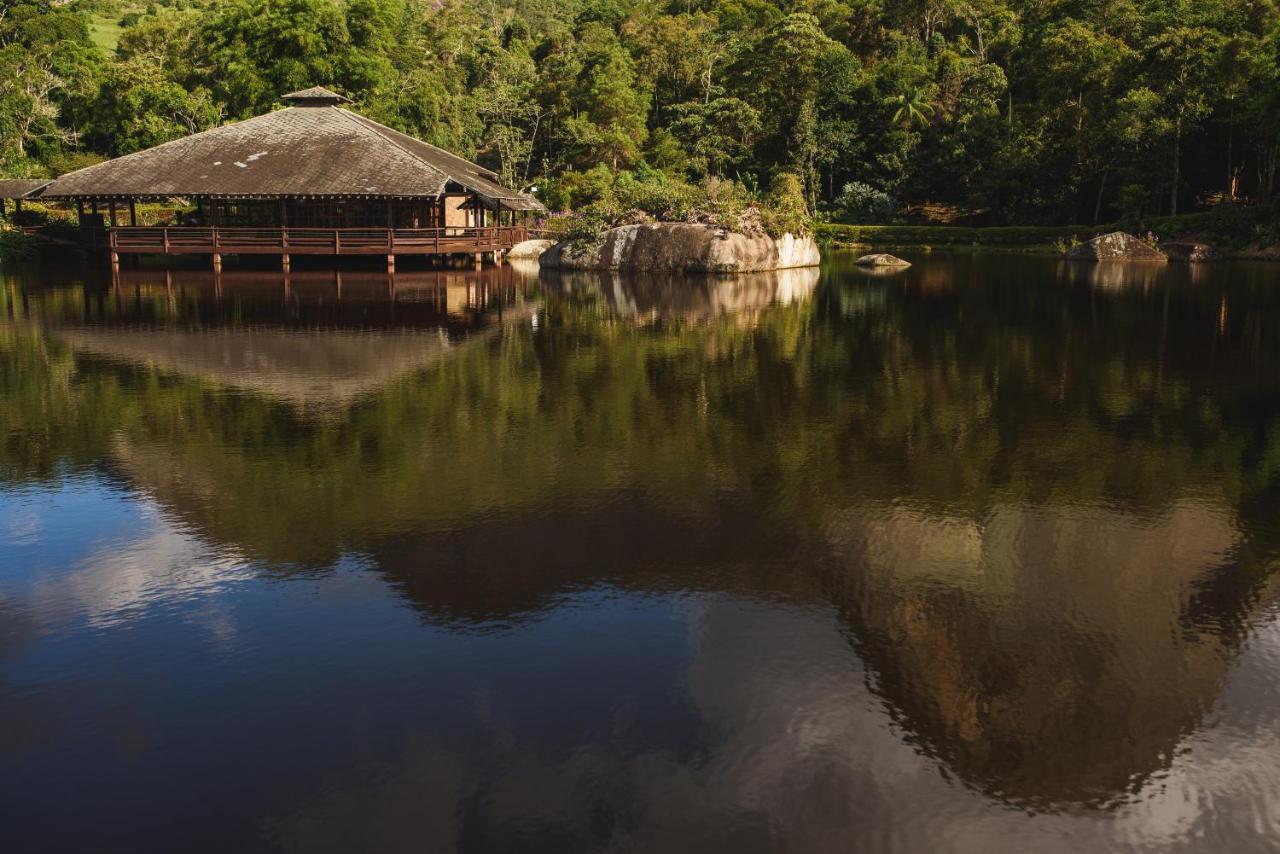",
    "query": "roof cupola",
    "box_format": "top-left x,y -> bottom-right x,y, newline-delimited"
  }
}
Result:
280,86 -> 352,107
